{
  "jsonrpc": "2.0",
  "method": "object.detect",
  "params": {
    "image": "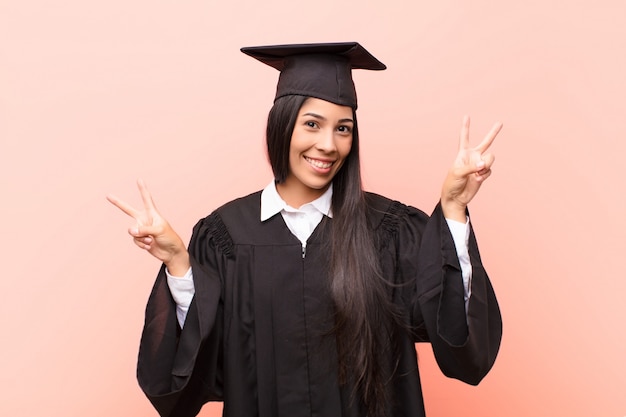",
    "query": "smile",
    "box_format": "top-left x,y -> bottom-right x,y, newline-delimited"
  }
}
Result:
304,156 -> 334,169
